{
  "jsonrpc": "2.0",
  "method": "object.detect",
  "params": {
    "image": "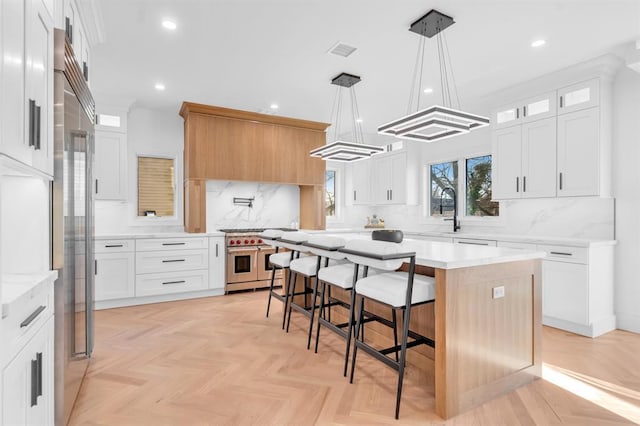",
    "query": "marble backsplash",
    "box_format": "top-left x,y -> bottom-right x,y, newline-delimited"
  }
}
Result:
206,181 -> 300,231
329,197 -> 615,240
